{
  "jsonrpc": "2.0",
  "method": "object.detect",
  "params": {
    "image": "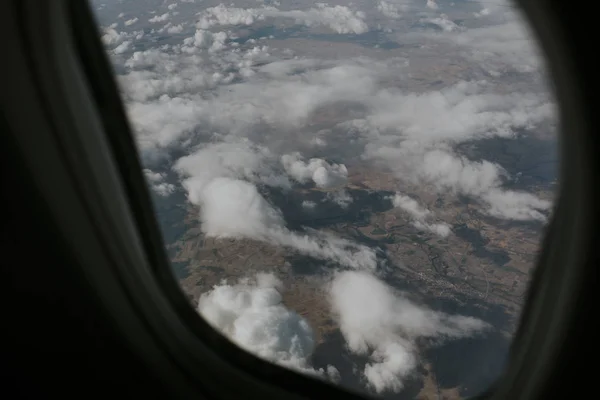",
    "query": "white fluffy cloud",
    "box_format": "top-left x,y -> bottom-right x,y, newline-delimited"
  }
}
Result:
426,0 -> 439,10
265,4 -> 368,34
281,153 -> 348,189
124,17 -> 138,26
420,2 -> 544,74
149,12 -> 170,23
194,177 -> 285,238
368,145 -> 551,222
392,194 -> 450,237
199,273 -> 340,380
423,14 -> 463,32
377,1 -> 402,19
326,189 -> 353,209
196,3 -> 368,34
174,138 -> 291,192
330,271 -> 489,393
143,169 -> 175,196
175,141 -> 377,270
302,200 -> 317,210
365,80 -> 552,142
